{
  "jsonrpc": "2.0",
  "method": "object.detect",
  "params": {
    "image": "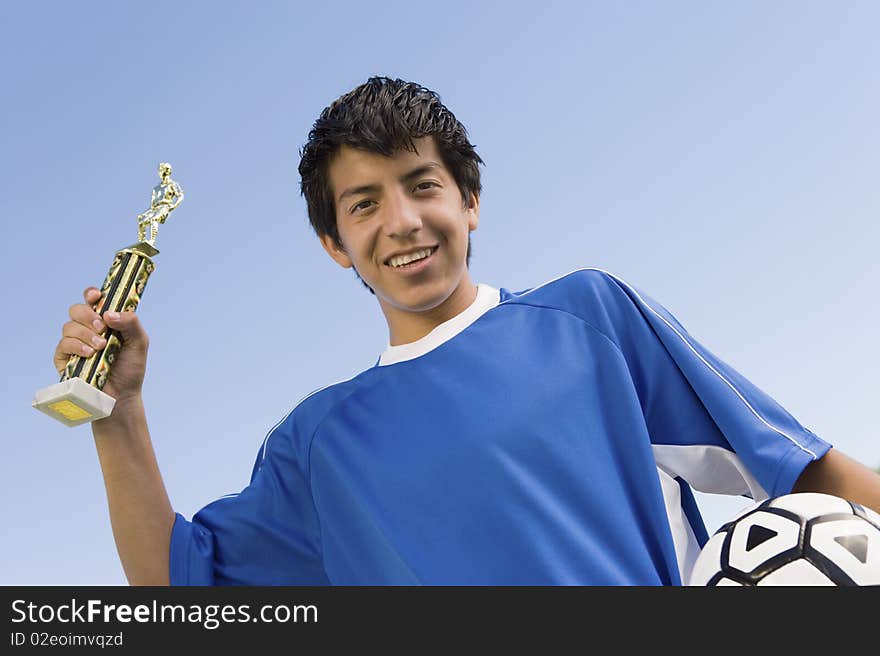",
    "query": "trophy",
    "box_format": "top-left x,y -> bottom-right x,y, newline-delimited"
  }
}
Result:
32,162 -> 184,427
